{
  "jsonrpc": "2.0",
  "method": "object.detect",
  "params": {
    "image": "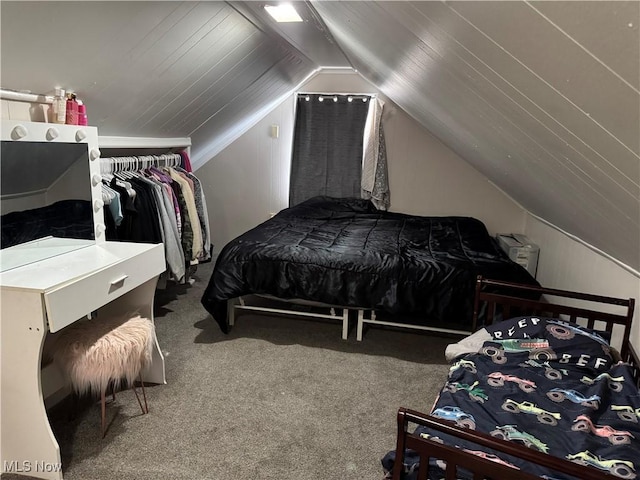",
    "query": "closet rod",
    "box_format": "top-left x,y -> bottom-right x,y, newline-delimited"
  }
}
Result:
100,153 -> 182,174
0,88 -> 53,104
